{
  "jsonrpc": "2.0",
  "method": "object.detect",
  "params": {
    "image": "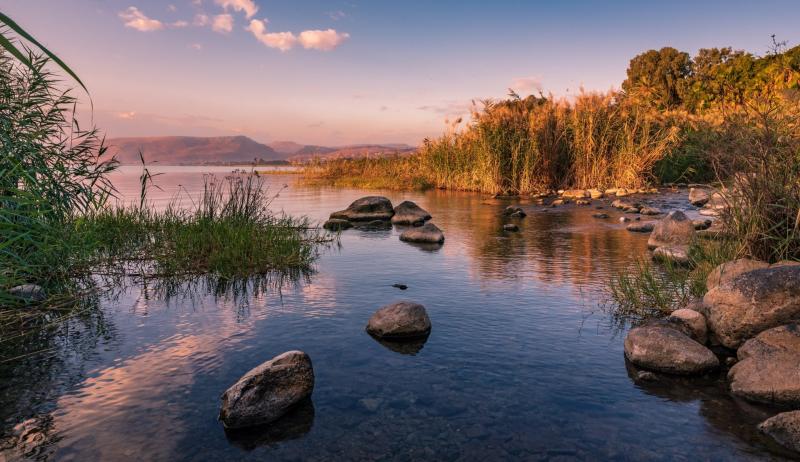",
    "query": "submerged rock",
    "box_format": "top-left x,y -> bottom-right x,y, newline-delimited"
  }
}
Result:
705,259 -> 769,292
626,222 -> 655,233
503,224 -> 519,232
322,219 -> 352,231
366,301 -> 431,339
624,322 -> 719,375
8,284 -> 46,303
219,351 -> 315,429
689,187 -> 710,206
729,324 -> 800,406
758,411 -> 800,454
503,205 -> 525,216
330,196 -> 394,222
703,265 -> 800,349
354,220 -> 392,230
592,213 -> 609,219
391,201 -> 432,225
399,223 -> 445,244
647,211 -> 695,250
